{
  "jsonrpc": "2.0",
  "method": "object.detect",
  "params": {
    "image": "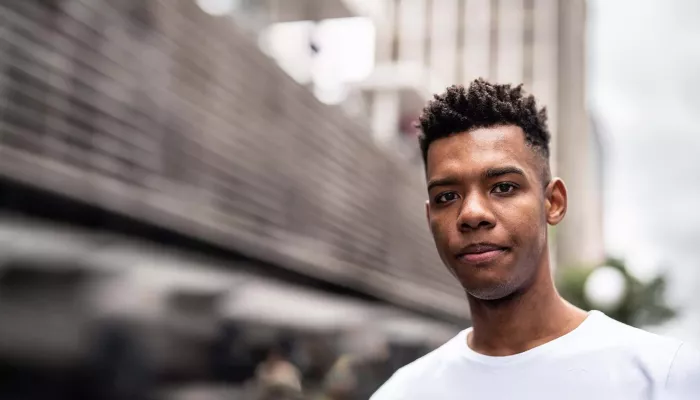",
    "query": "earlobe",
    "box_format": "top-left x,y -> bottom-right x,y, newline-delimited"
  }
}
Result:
425,200 -> 430,226
546,178 -> 567,225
